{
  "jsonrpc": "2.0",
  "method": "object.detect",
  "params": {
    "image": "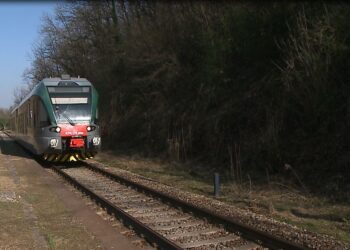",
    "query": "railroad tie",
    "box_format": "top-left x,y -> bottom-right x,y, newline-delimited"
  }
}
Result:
141,215 -> 192,226
168,228 -> 224,241
179,234 -> 242,249
124,205 -> 168,214
133,210 -> 179,220
234,242 -> 261,250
